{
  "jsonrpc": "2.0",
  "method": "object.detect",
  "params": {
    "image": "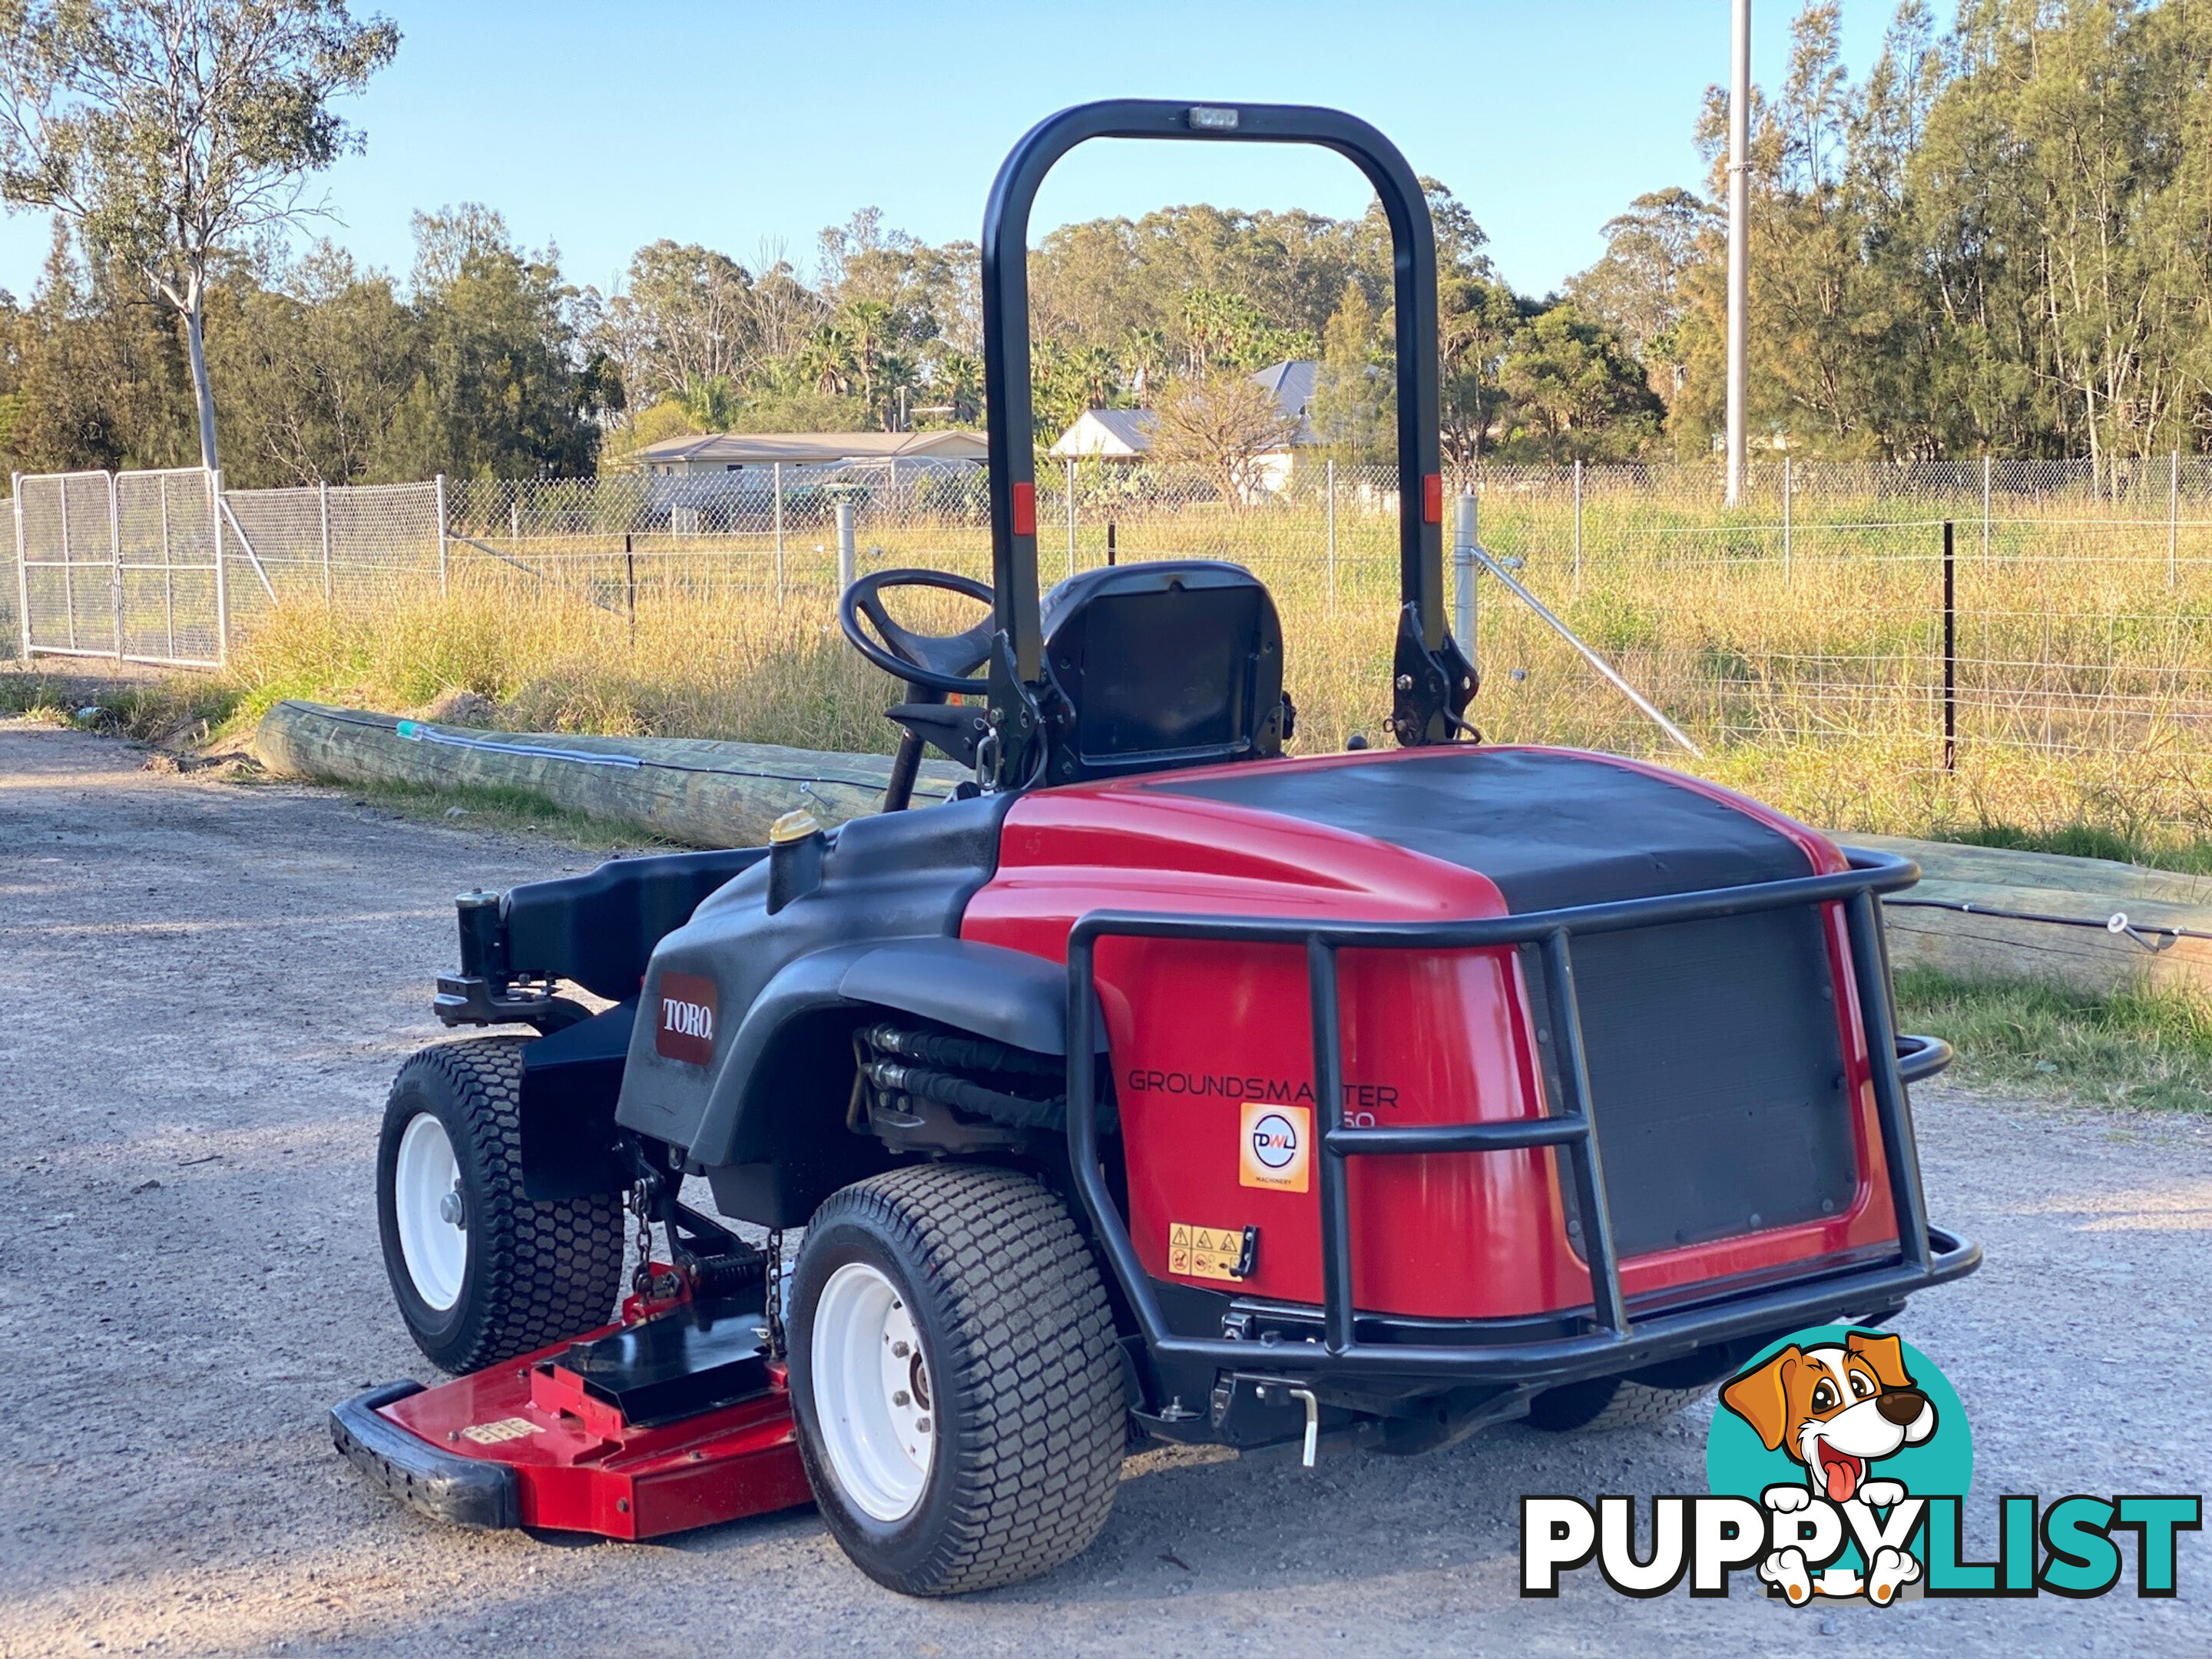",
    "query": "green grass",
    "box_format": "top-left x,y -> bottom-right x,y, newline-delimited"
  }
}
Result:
1895,965 -> 2212,1112
0,667 -> 243,744
329,777 -> 680,853
1931,821 -> 2212,878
